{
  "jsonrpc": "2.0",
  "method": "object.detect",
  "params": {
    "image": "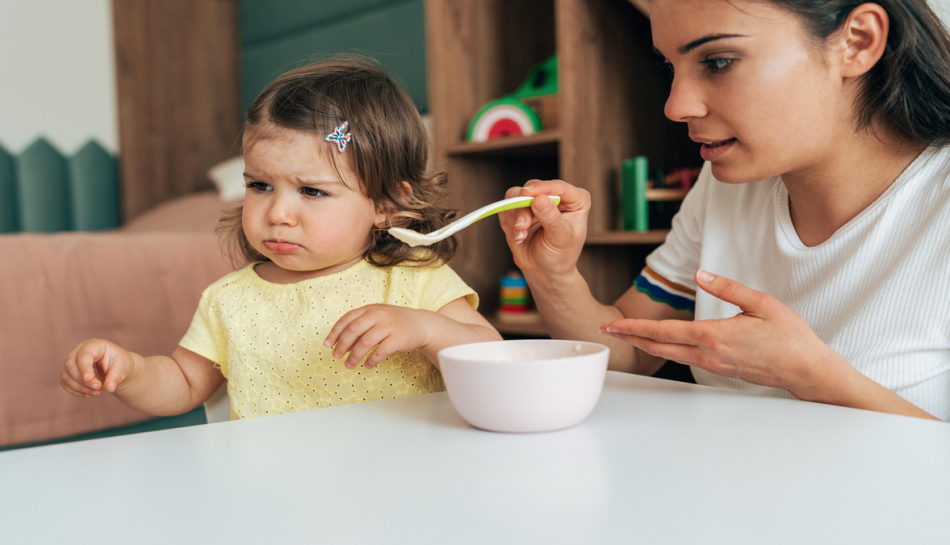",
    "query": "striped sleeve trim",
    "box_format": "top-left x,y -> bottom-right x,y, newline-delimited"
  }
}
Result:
634,266 -> 696,312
